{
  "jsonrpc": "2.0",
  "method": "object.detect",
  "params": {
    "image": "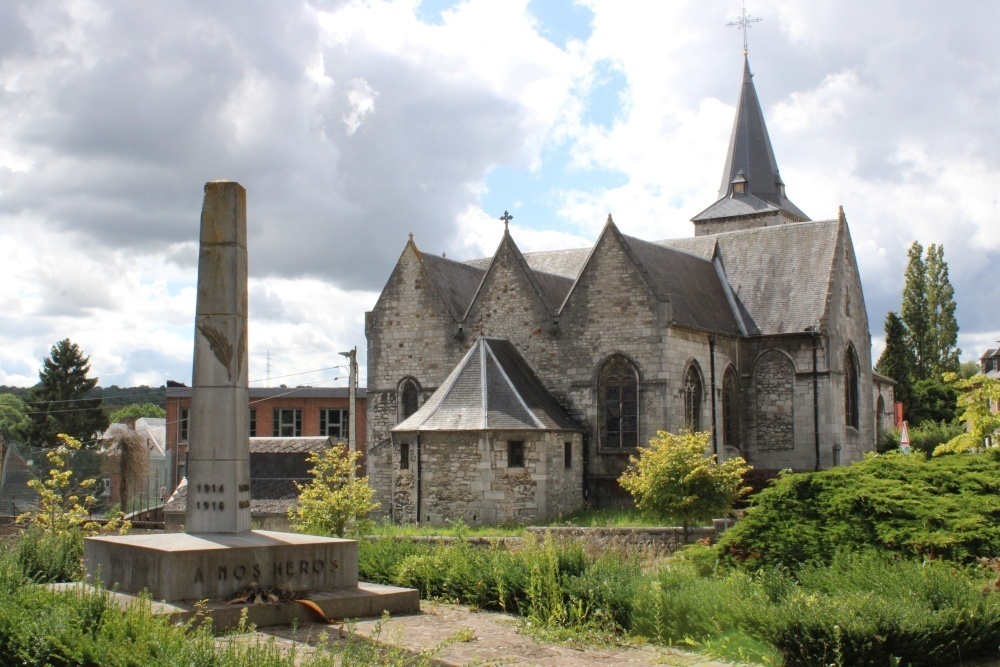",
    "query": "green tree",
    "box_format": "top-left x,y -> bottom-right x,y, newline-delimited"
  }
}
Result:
958,360 -> 981,379
16,434 -> 128,536
901,241 -> 931,381
109,402 -> 166,423
875,311 -> 914,408
619,430 -> 750,541
0,394 -> 31,444
925,243 -> 960,374
27,339 -> 108,447
289,443 -> 377,537
934,373 -> 1000,456
908,378 -> 959,425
